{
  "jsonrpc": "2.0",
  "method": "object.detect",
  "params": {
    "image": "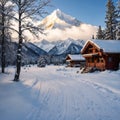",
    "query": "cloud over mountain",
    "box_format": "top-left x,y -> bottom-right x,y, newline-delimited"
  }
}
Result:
38,9 -> 98,41
11,9 -> 98,42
